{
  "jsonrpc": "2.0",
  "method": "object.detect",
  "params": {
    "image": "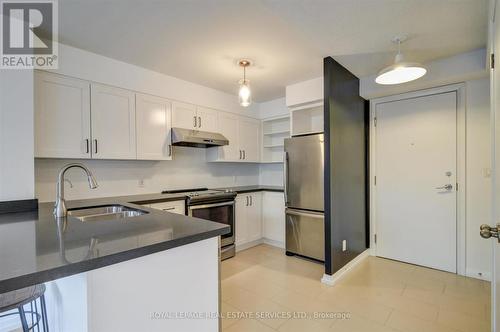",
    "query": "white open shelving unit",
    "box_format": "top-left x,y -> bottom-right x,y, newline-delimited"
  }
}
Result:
261,115 -> 290,163
290,102 -> 324,136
